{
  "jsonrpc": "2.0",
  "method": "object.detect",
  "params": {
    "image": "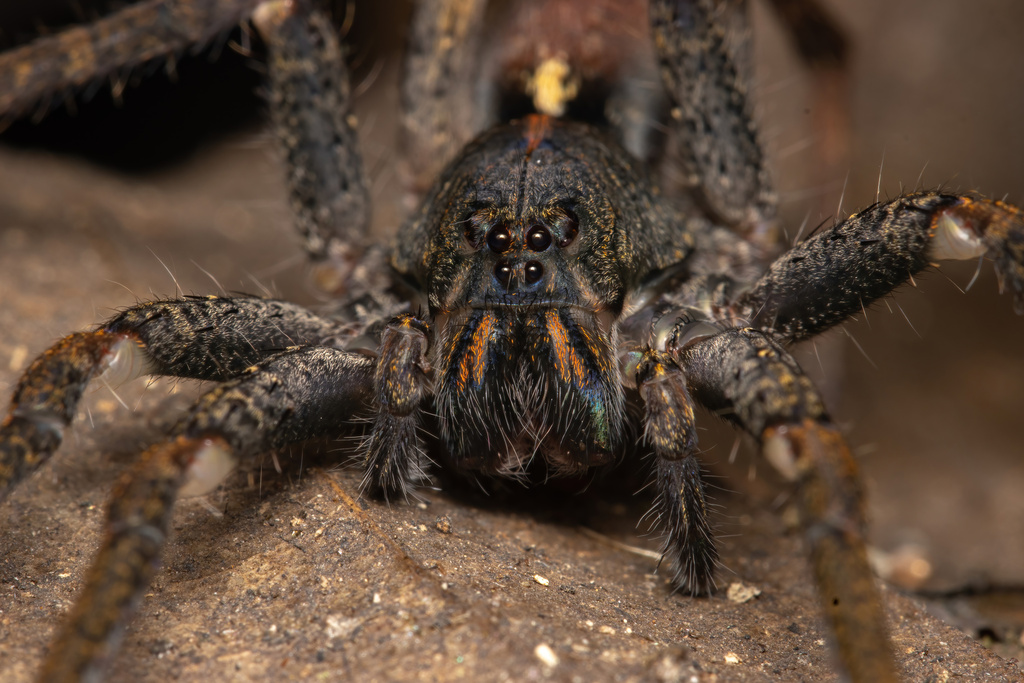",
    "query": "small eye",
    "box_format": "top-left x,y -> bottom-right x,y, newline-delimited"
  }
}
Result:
556,209 -> 579,248
524,261 -> 544,284
463,211 -> 491,249
494,260 -> 513,287
487,224 -> 513,253
527,225 -> 552,251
